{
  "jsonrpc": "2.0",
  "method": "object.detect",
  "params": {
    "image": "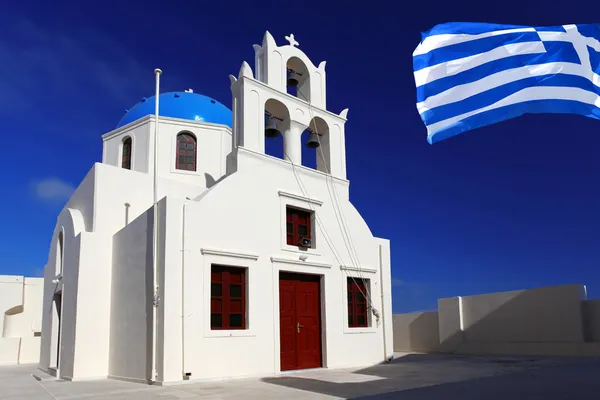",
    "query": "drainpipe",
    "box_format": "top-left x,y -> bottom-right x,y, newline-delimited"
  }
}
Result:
181,202 -> 187,379
379,244 -> 389,362
151,68 -> 162,384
